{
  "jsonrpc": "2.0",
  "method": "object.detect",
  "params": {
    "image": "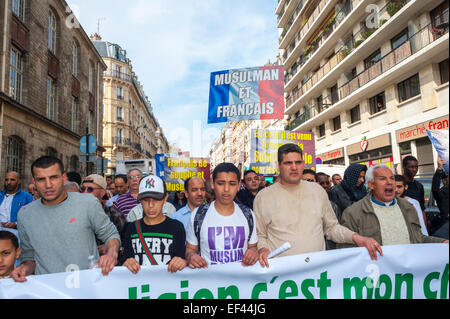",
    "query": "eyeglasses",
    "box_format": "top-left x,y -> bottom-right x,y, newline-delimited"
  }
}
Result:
81,186 -> 102,193
128,175 -> 141,180
306,179 -> 315,182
